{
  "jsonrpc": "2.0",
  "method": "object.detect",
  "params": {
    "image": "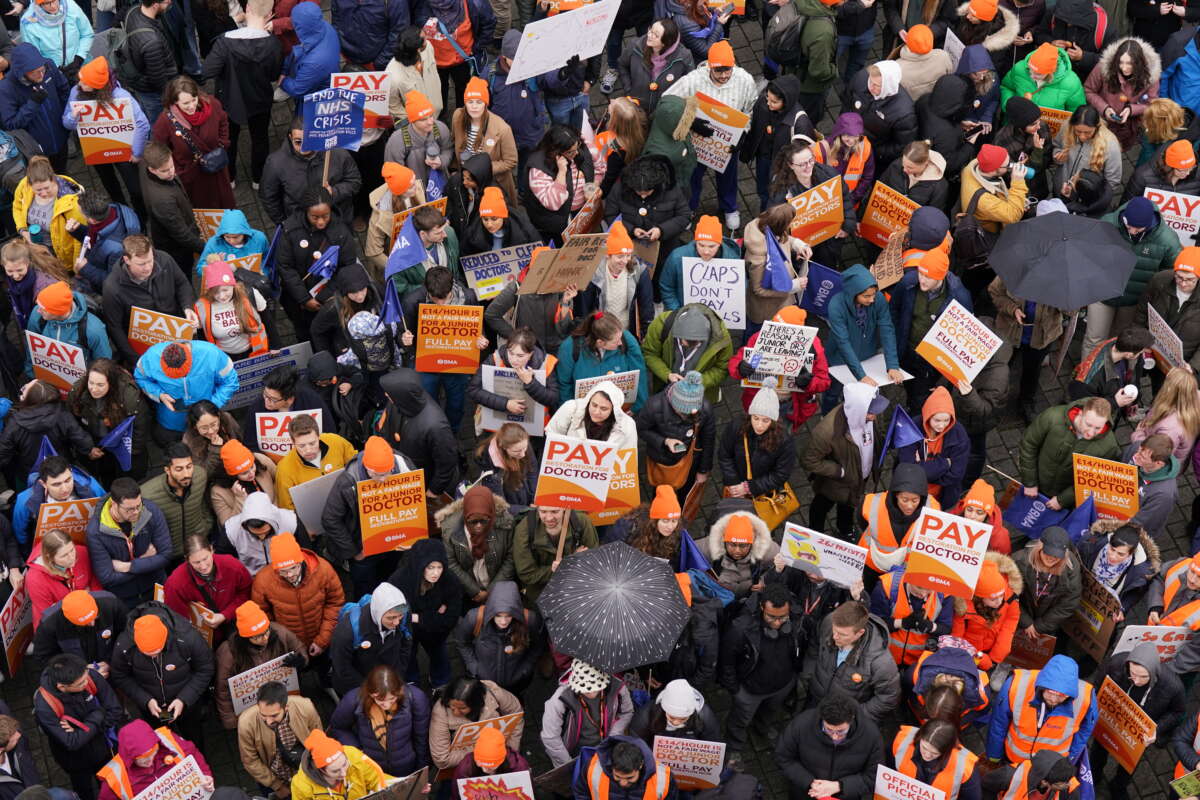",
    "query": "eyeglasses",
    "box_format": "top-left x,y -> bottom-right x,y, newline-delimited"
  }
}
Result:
792,158 -> 815,168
